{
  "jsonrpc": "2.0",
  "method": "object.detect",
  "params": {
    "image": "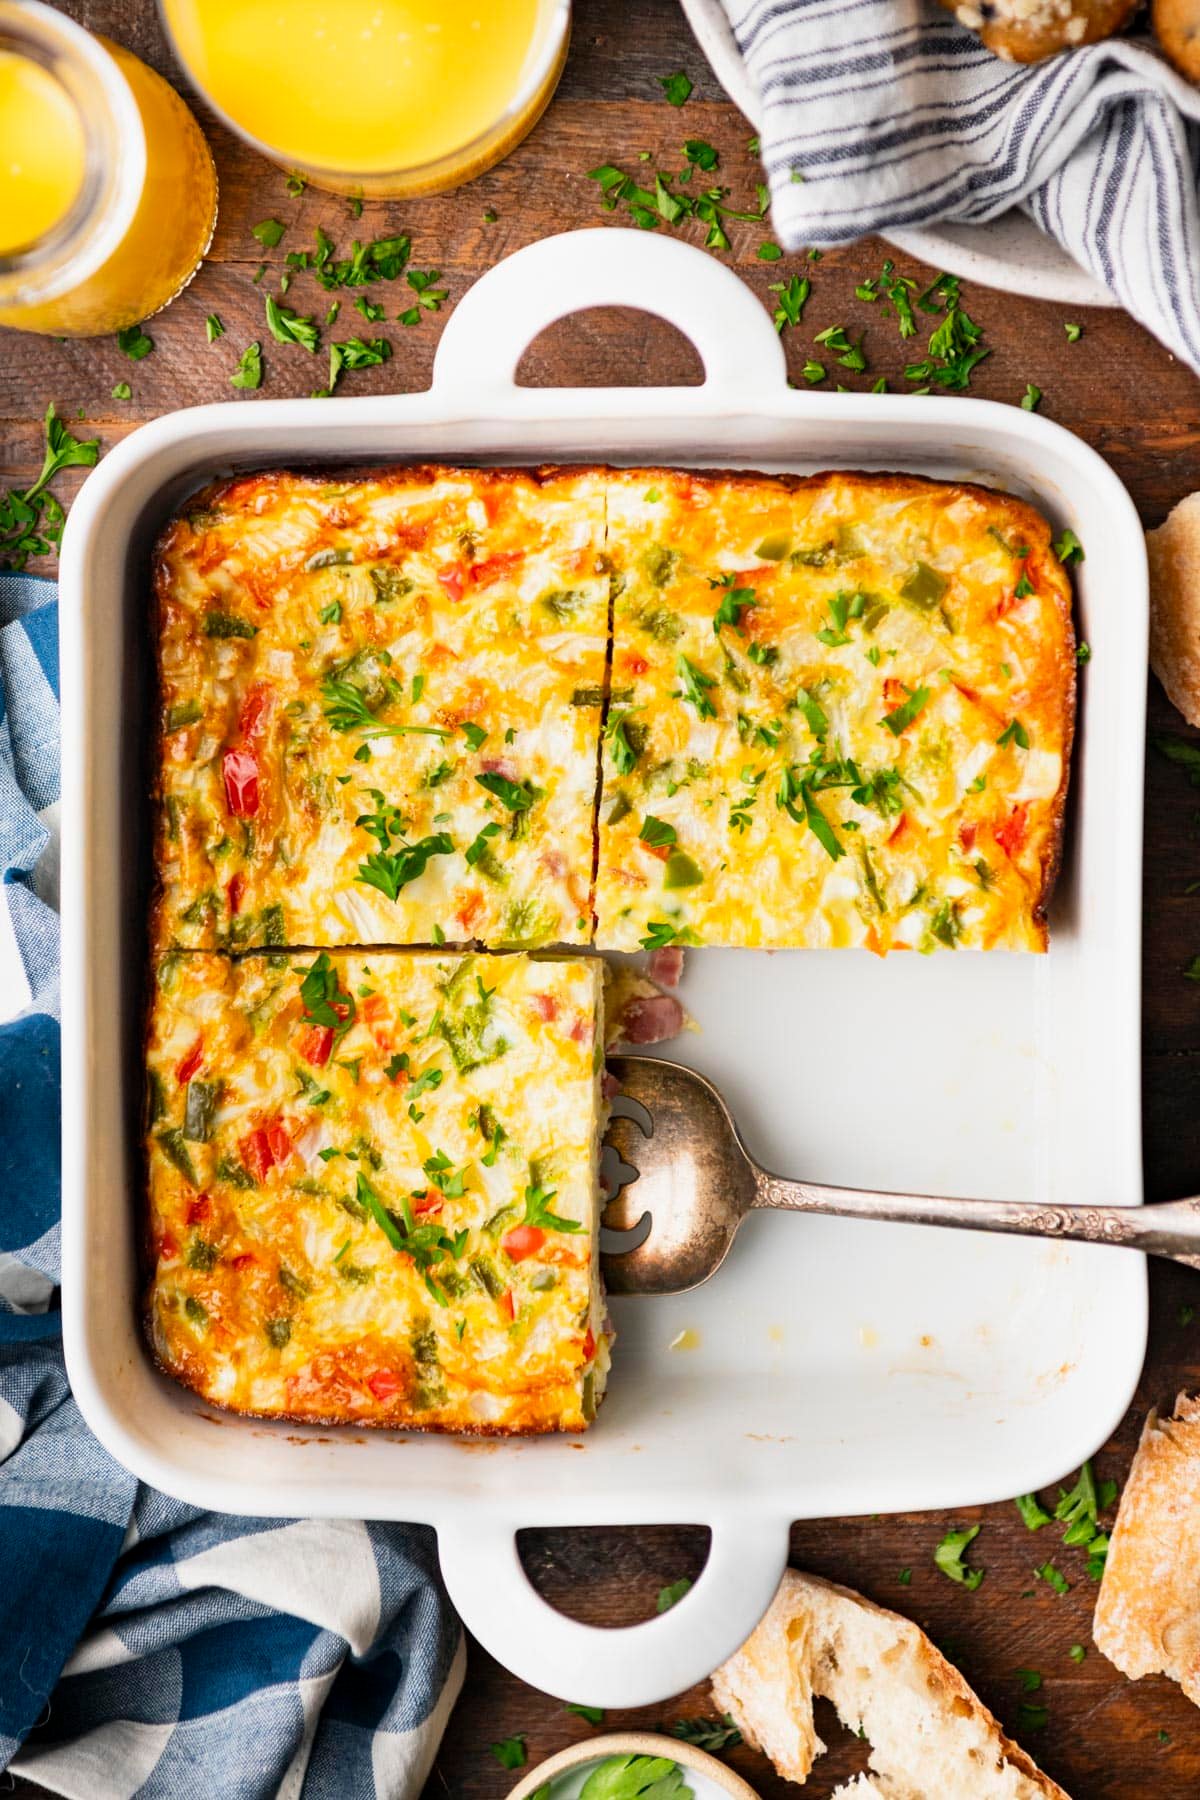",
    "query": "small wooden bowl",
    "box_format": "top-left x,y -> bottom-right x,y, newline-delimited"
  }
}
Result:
507,1730 -> 762,1799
